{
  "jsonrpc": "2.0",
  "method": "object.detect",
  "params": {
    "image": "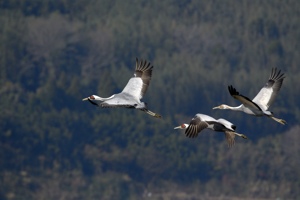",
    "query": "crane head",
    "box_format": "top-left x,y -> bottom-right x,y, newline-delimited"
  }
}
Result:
82,95 -> 95,101
174,124 -> 189,130
212,104 -> 228,110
